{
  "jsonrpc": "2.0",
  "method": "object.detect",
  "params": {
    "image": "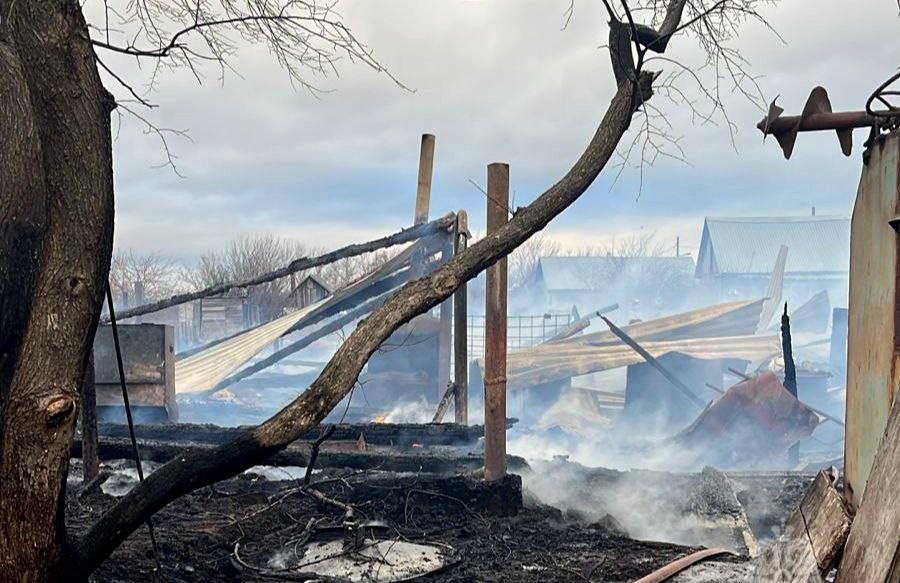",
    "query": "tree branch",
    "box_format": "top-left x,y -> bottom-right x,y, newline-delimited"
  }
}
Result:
68,0 -> 713,574
104,213 -> 455,322
69,66 -> 650,577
